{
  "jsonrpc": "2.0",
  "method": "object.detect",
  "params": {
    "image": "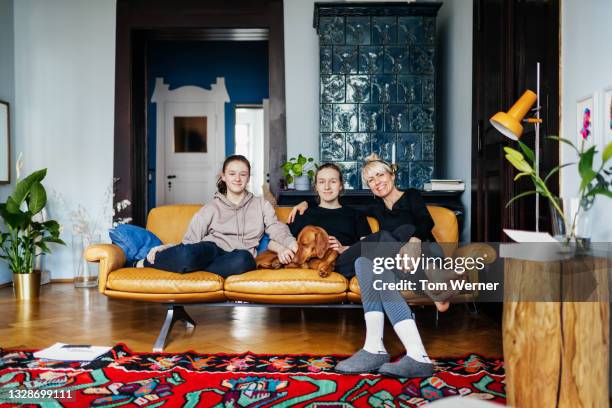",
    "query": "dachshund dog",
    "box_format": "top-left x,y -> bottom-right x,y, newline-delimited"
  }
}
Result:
255,225 -> 339,277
